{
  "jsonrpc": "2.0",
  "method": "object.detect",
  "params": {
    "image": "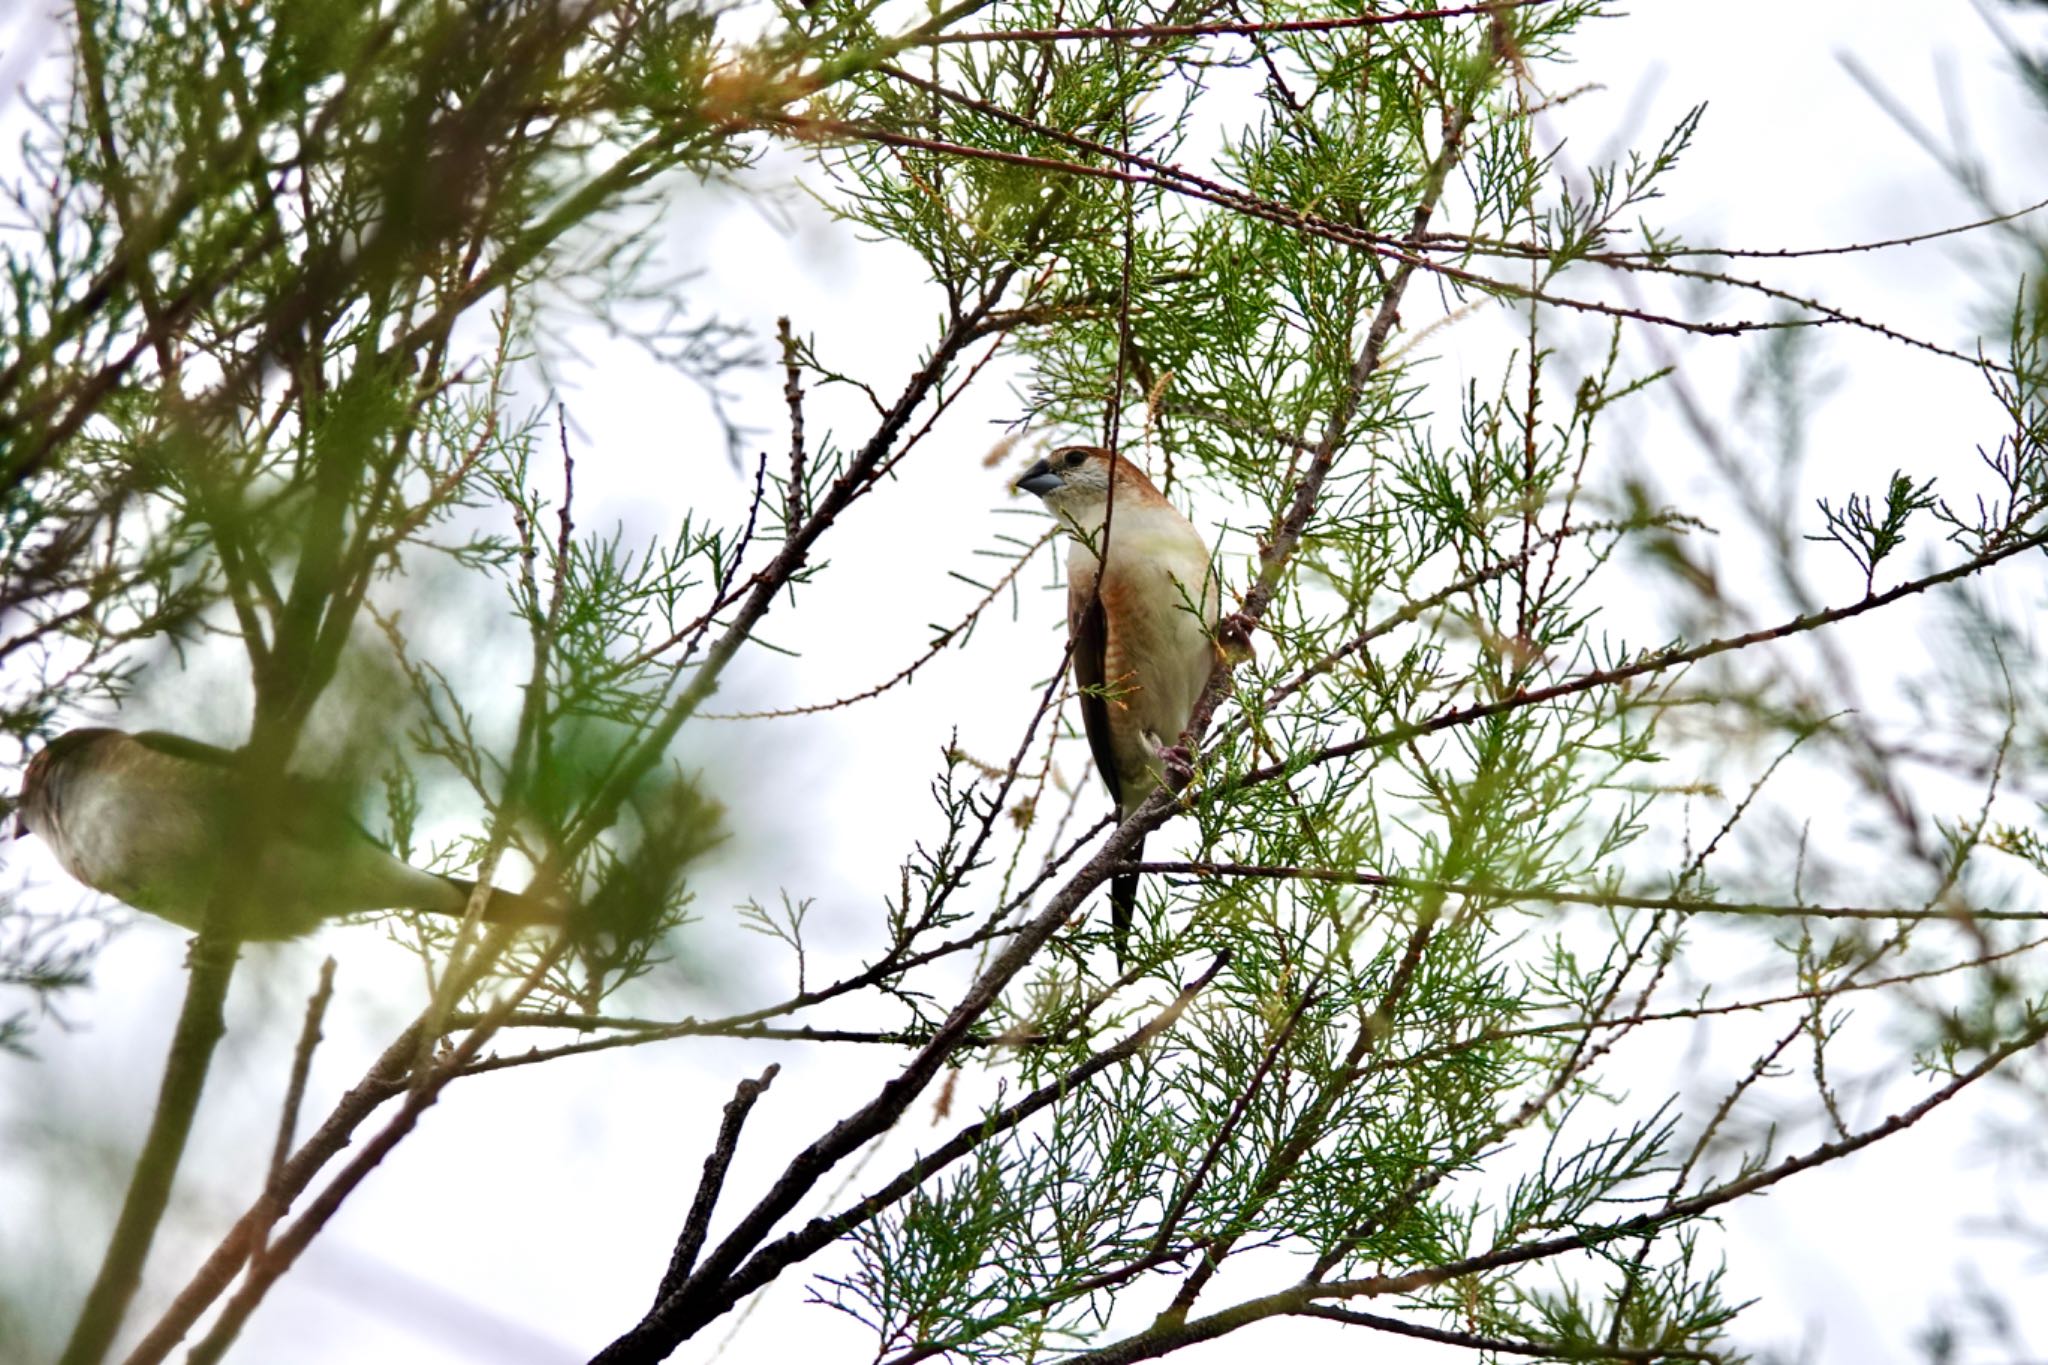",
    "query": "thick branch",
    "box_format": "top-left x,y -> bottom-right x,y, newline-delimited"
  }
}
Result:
593,957 -> 1227,1362
58,934 -> 238,1365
